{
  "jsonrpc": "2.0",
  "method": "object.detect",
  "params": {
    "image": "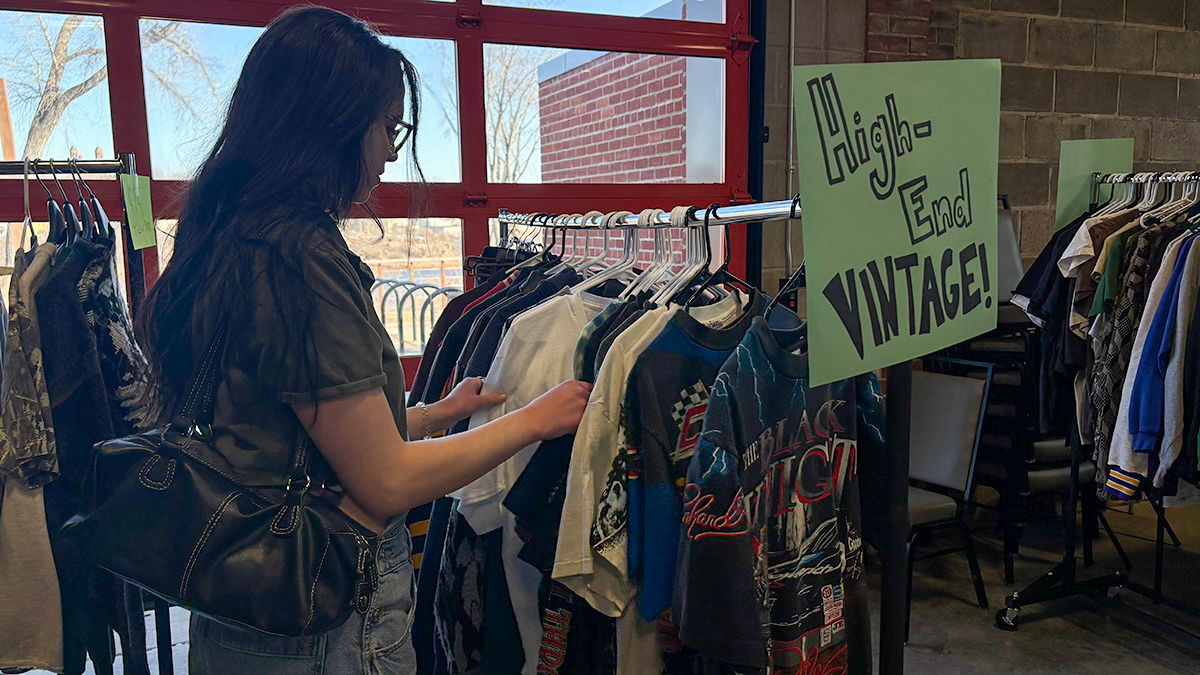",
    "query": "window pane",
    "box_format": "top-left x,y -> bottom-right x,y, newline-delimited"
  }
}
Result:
344,218 -> 464,356
141,25 -> 462,183
380,37 -> 461,183
141,20 -> 261,180
485,44 -> 724,184
485,0 -> 724,23
0,12 -> 114,162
